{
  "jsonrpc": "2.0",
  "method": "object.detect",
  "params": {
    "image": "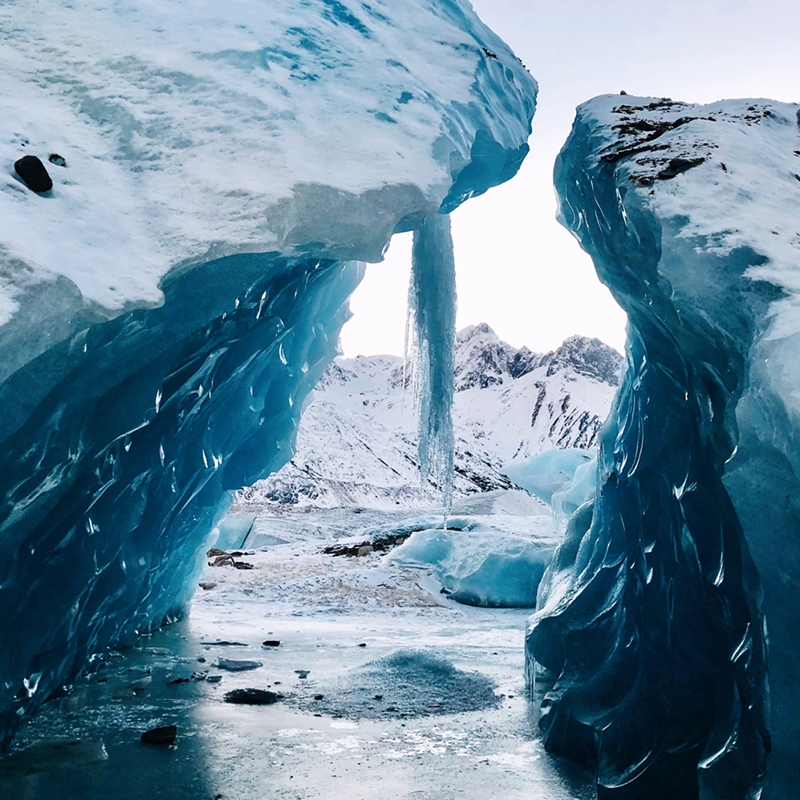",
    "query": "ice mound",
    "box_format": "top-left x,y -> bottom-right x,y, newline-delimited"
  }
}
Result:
385,515 -> 556,608
0,0 -> 536,744
529,96 -> 800,799
503,448 -> 596,524
296,649 -> 499,719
